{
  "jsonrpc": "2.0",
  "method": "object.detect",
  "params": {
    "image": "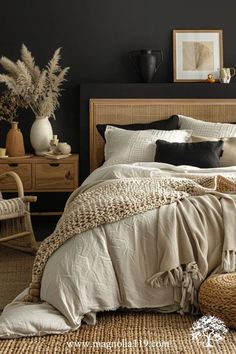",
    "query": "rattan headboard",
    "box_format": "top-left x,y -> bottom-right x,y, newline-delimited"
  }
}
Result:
89,98 -> 236,172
